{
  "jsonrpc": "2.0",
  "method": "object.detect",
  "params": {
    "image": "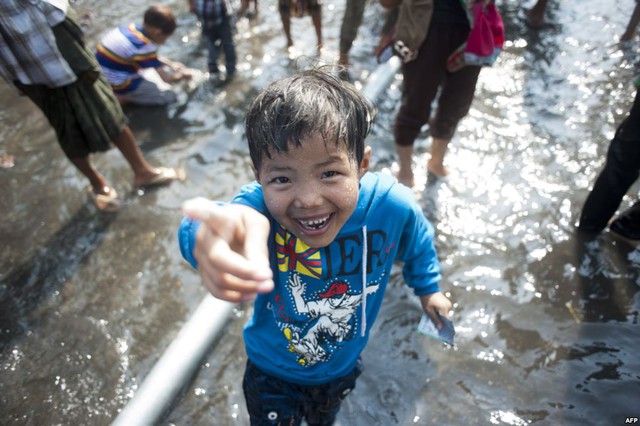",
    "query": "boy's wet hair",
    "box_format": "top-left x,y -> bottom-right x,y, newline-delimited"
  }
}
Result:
245,68 -> 374,170
143,6 -> 177,35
